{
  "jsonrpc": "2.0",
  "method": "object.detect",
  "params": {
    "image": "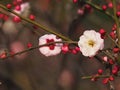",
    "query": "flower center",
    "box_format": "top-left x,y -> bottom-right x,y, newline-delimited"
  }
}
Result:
46,39 -> 55,50
88,40 -> 95,47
